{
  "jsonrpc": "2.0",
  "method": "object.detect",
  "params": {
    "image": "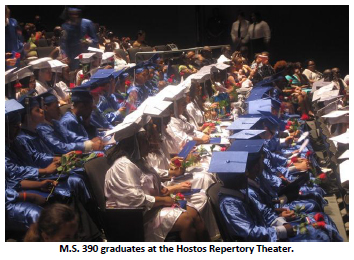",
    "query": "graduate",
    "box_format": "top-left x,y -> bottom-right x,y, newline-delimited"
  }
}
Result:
104,112 -> 211,242
185,80 -> 205,128
127,64 -> 150,108
36,90 -> 103,154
